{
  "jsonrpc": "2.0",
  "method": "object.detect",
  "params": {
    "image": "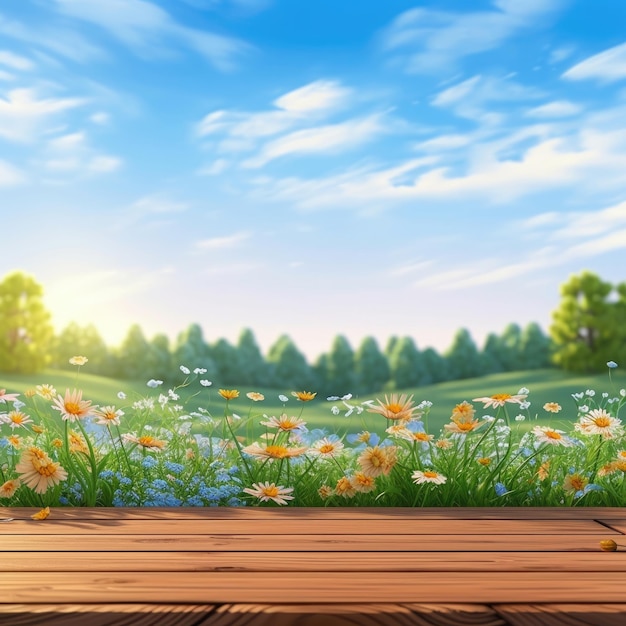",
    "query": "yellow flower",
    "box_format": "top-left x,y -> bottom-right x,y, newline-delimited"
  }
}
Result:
51,438 -> 63,448
0,478 -> 21,498
563,473 -> 588,495
259,414 -> 307,432
123,434 -> 167,451
51,389 -> 95,422
472,393 -> 527,408
69,356 -> 88,366
242,482 -> 294,505
31,507 -> 50,520
350,471 -> 377,493
6,435 -> 22,449
15,447 -> 68,494
477,457 -> 491,466
24,389 -> 36,398
36,384 -> 56,400
367,393 -> 421,422
435,439 -> 453,449
308,437 -> 345,459
246,392 -> 265,401
219,389 -> 239,400
543,402 -> 562,413
241,442 -> 308,461
334,476 -> 357,498
412,470 -> 447,485
32,425 -> 44,434
291,391 -> 317,402
451,401 -> 475,420
69,431 -> 89,455
358,445 -> 397,477
537,461 -> 550,481
318,485 -> 334,499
